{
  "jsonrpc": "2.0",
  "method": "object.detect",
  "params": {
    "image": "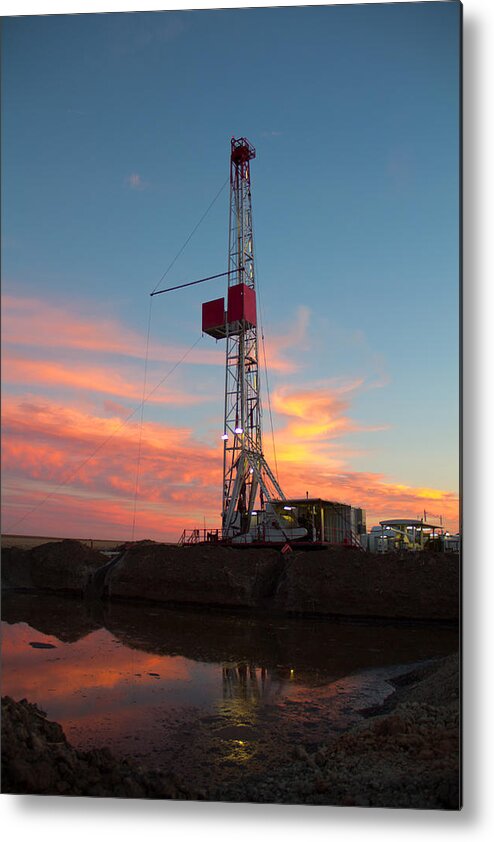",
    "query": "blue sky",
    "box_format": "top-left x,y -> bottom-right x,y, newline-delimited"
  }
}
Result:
2,2 -> 461,538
